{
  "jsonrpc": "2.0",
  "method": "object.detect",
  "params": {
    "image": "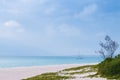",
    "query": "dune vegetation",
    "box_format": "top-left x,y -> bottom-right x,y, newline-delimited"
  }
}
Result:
98,54 -> 120,79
